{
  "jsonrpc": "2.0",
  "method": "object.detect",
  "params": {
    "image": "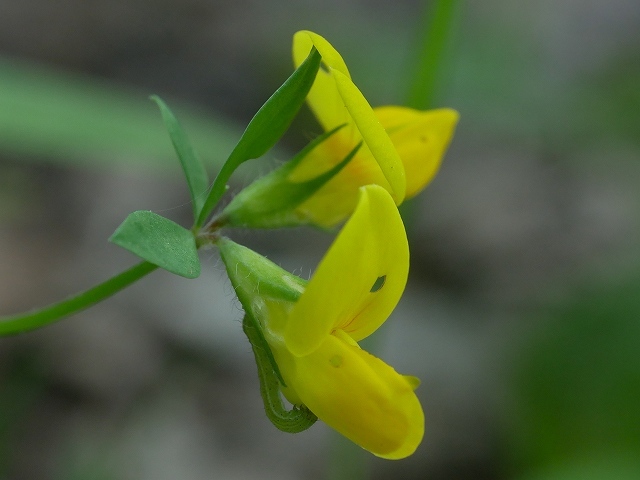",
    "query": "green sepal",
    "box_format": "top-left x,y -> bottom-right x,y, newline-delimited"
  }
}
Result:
217,239 -> 317,433
243,314 -> 317,433
217,236 -> 303,381
151,96 -> 209,221
217,236 -> 306,305
196,47 -> 322,227
220,126 -> 360,228
109,210 -> 200,279
216,237 -> 304,386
